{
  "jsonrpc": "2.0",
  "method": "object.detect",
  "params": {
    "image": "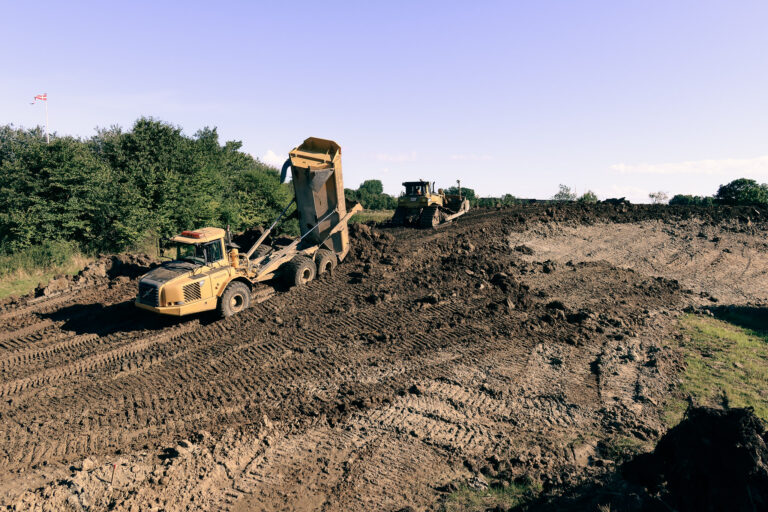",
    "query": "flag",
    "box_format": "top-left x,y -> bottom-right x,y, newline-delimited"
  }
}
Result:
32,93 -> 47,104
